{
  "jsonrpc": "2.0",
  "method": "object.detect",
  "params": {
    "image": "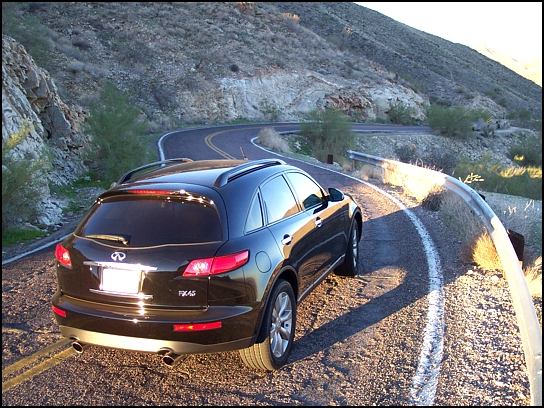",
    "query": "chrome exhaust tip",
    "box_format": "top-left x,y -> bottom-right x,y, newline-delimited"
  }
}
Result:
72,341 -> 89,354
162,351 -> 184,367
